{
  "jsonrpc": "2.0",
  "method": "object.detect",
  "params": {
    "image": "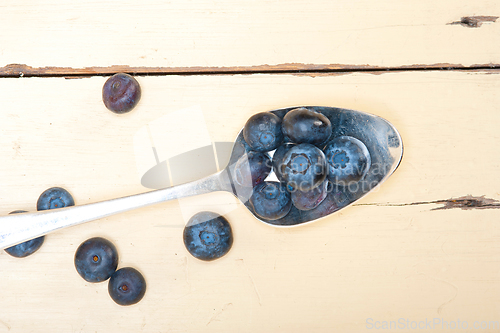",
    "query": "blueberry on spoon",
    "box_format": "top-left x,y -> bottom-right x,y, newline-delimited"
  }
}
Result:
243,111 -> 284,152
282,107 -> 332,146
108,267 -> 146,306
74,237 -> 118,283
323,136 -> 371,186
291,179 -> 329,211
249,181 -> 292,220
232,150 -> 271,188
279,143 -> 327,192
